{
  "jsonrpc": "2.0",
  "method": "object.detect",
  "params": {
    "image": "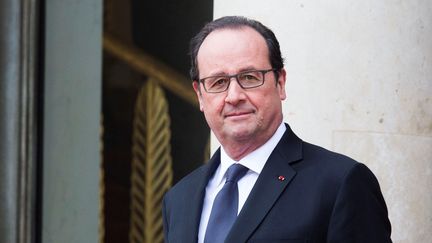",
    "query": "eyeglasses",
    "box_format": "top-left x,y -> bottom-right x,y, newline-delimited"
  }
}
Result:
198,69 -> 277,93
